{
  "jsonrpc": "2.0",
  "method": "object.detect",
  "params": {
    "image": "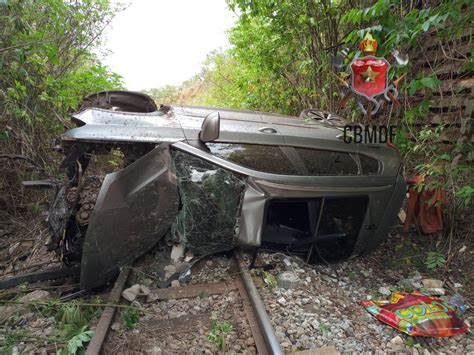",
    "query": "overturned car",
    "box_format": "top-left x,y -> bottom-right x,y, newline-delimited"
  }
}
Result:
45,91 -> 406,290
